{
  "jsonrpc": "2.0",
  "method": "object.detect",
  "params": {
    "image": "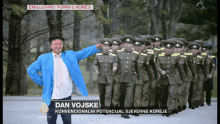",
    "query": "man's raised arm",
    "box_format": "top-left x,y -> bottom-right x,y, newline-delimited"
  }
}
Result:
75,44 -> 104,61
